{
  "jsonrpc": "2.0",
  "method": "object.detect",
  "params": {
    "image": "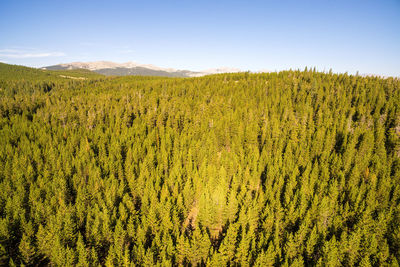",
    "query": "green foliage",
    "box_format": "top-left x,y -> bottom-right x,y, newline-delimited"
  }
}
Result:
0,63 -> 399,265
